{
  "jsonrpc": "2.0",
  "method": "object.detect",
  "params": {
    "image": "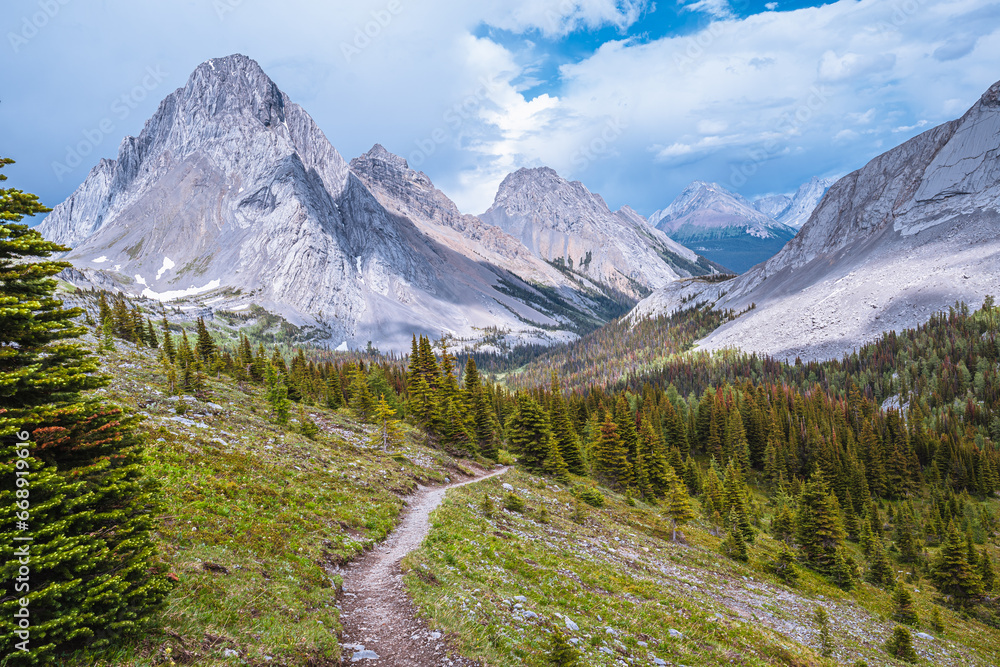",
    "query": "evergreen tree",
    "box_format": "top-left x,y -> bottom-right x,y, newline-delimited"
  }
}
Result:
547,629 -> 580,666
767,542 -> 800,585
0,159 -> 170,662
884,626 -> 918,663
814,607 -> 833,658
721,509 -> 749,562
265,364 -> 290,425
370,395 -> 404,451
891,585 -> 918,625
664,467 -> 696,541
549,375 -> 585,475
348,366 -> 376,422
932,520 -> 984,607
195,316 -> 216,361
979,549 -> 996,593
506,394 -> 553,472
866,535 -> 896,588
592,413 -> 632,491
795,470 -> 847,576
